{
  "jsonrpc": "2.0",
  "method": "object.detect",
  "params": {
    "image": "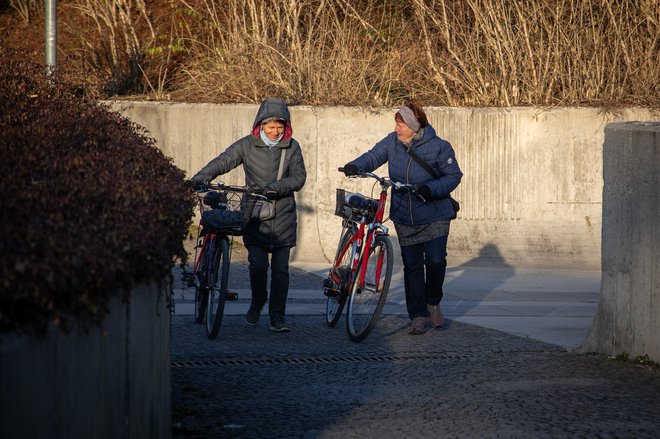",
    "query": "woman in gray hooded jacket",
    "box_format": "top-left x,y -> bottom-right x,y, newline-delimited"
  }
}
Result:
191,98 -> 306,332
